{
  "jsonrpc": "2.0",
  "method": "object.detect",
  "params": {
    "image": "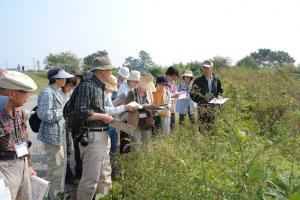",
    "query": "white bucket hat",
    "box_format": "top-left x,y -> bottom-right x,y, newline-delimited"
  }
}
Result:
118,66 -> 130,79
127,70 -> 140,81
